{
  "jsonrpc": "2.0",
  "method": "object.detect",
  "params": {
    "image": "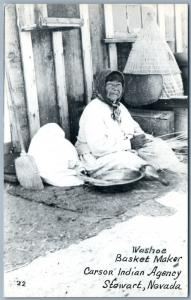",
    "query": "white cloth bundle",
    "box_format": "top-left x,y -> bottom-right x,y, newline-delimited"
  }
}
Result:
28,123 -> 83,187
